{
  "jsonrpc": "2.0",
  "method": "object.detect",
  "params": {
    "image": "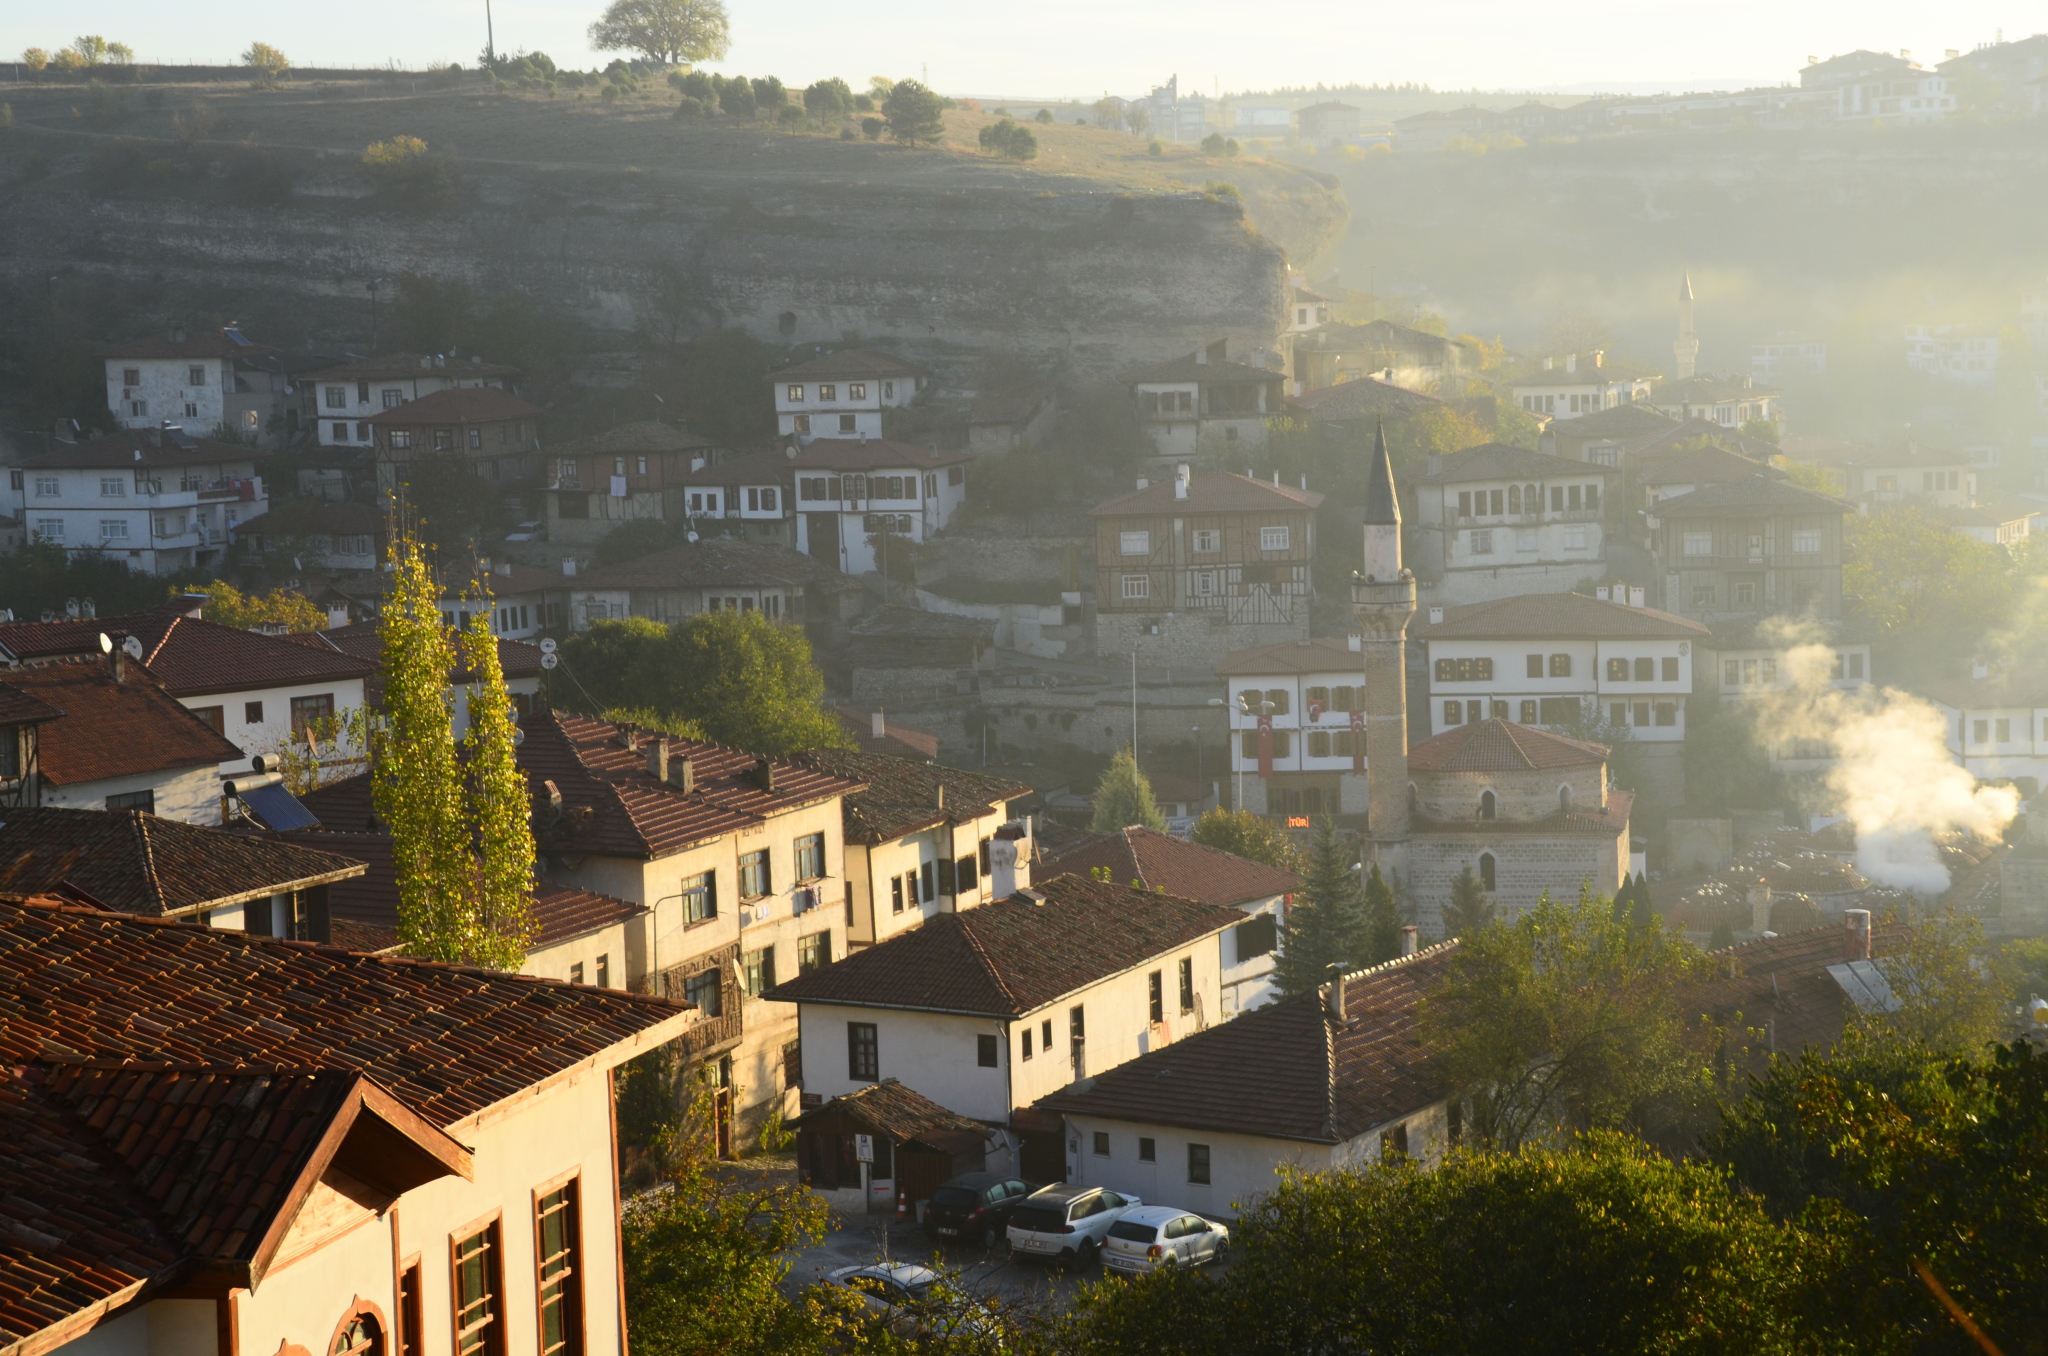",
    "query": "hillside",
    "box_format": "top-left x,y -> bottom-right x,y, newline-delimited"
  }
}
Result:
0,74 -> 1348,369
